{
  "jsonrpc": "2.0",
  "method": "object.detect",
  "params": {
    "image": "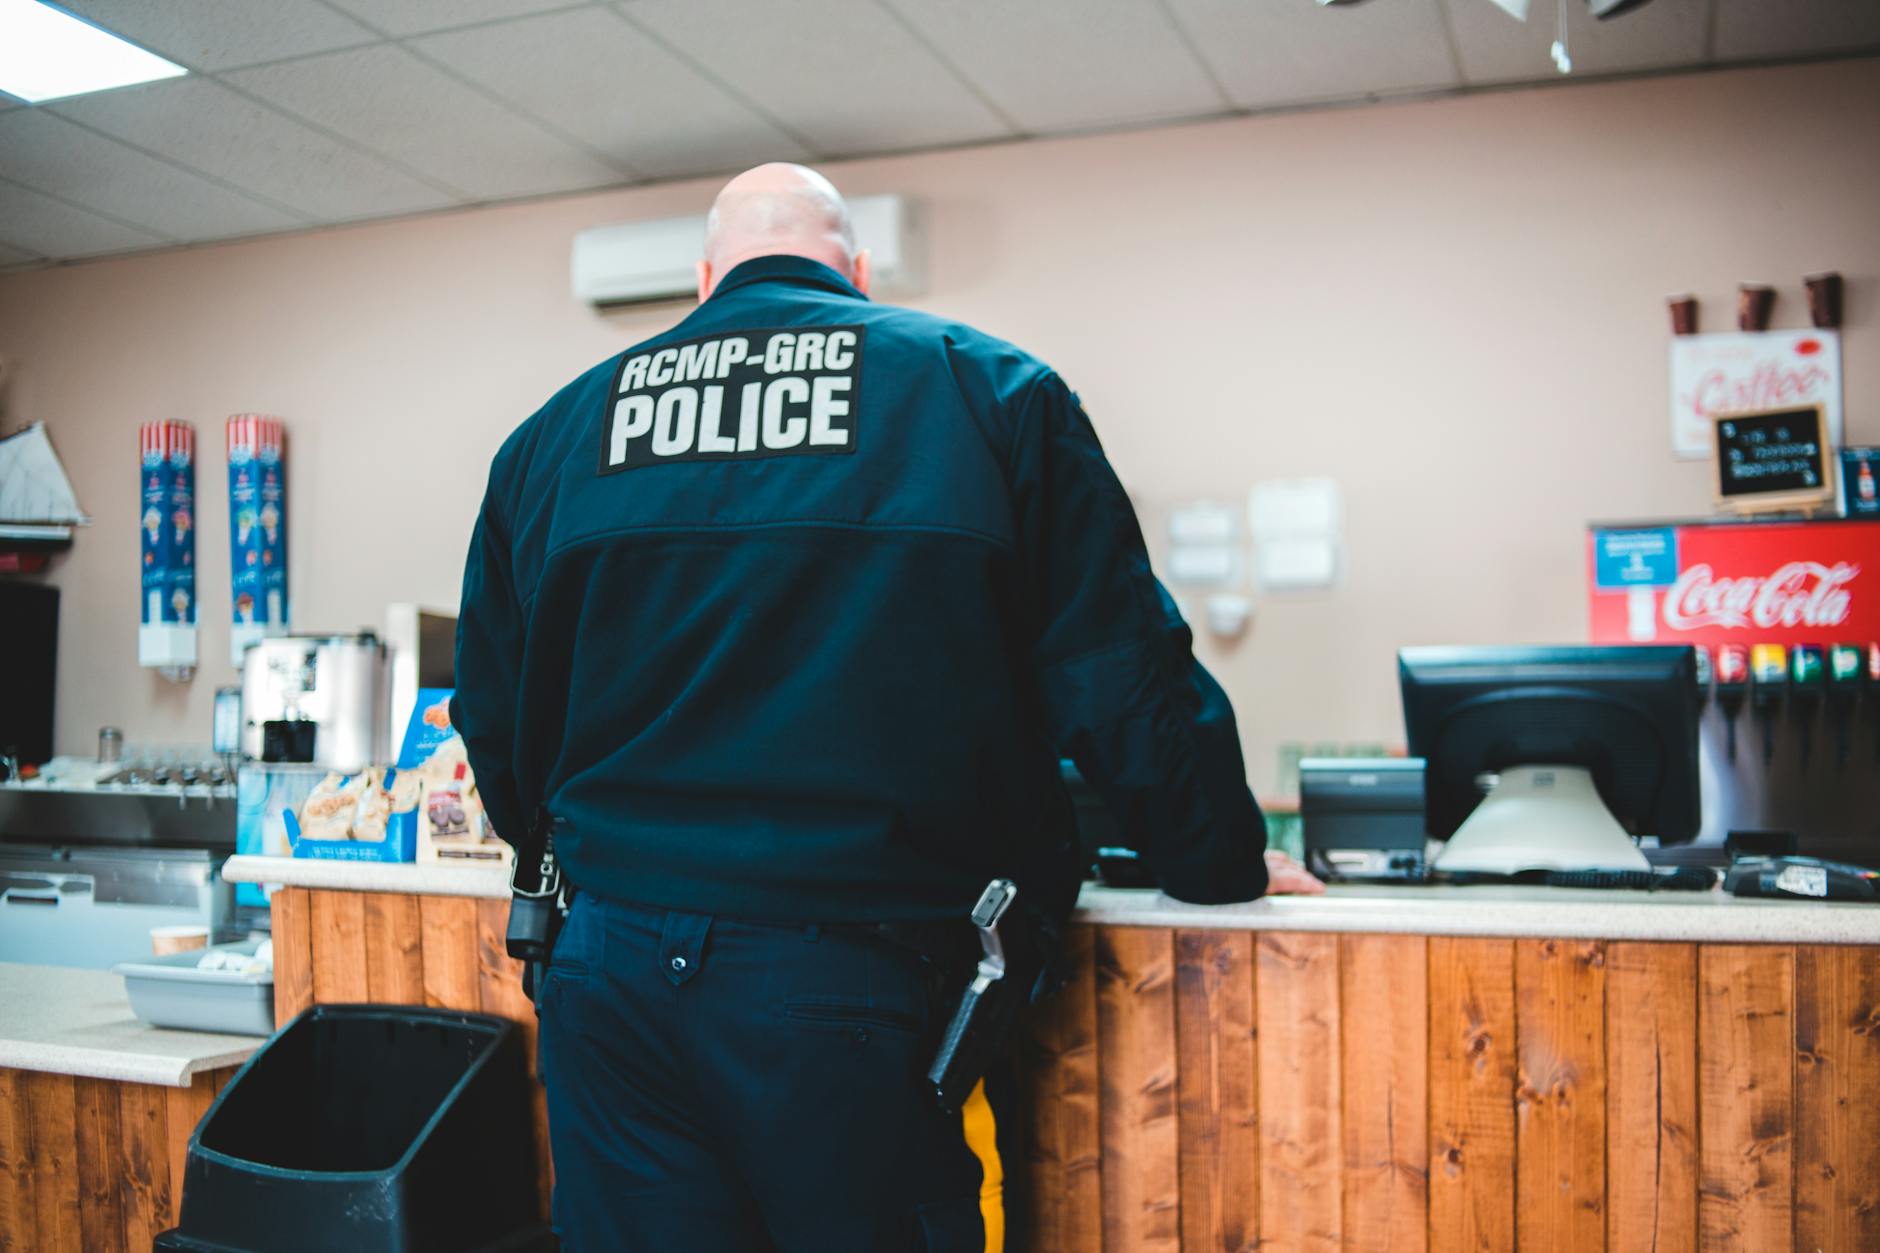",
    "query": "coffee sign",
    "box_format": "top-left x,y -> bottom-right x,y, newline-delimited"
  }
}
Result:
1669,329 -> 1841,460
